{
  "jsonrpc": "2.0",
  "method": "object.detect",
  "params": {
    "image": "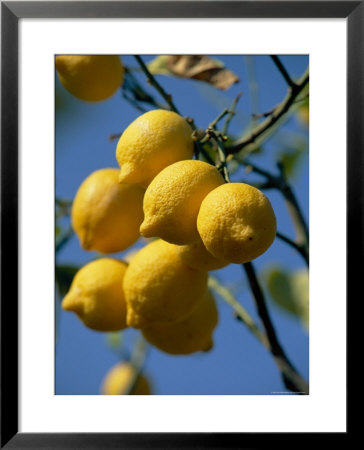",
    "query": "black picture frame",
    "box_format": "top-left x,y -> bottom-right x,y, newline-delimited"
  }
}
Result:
1,1 -> 359,447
